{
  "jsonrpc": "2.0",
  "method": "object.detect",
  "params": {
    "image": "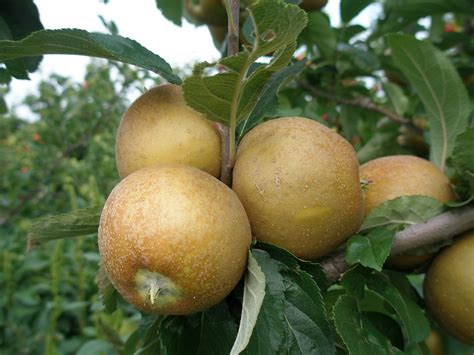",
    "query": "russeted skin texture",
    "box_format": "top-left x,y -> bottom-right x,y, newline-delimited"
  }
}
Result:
99,165 -> 251,315
360,155 -> 456,270
424,231 -> 474,345
115,84 -> 221,179
232,117 -> 363,260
